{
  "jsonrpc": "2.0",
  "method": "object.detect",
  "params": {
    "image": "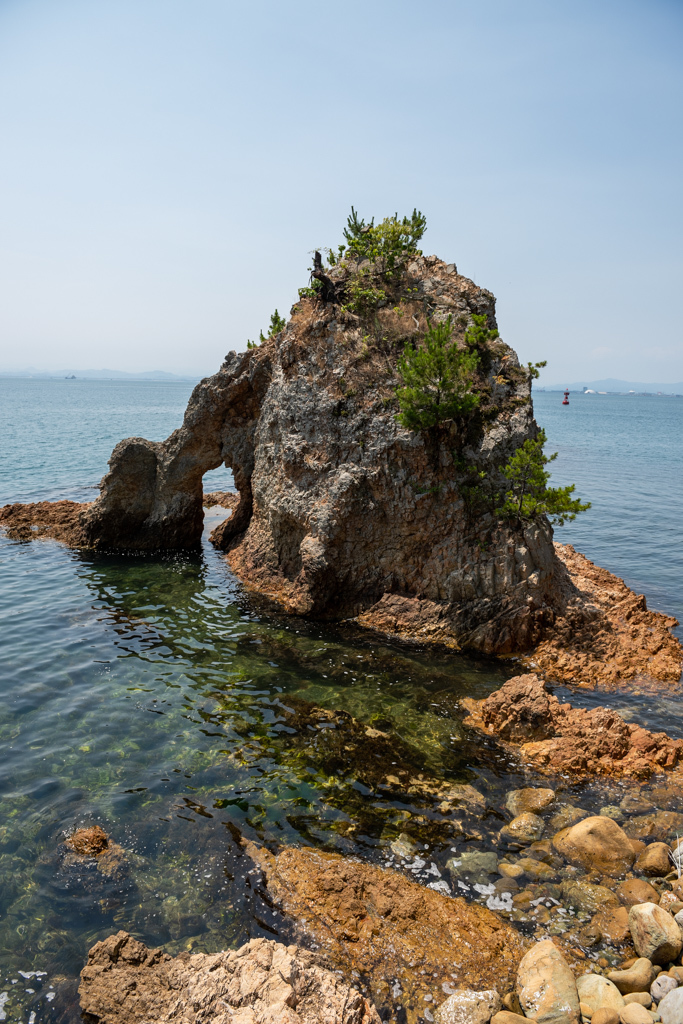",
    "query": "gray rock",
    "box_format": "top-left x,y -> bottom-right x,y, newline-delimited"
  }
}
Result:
517,939 -> 580,1023
658,987 -> 683,1024
651,976 -> 678,1002
446,851 -> 499,882
434,988 -> 502,1024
